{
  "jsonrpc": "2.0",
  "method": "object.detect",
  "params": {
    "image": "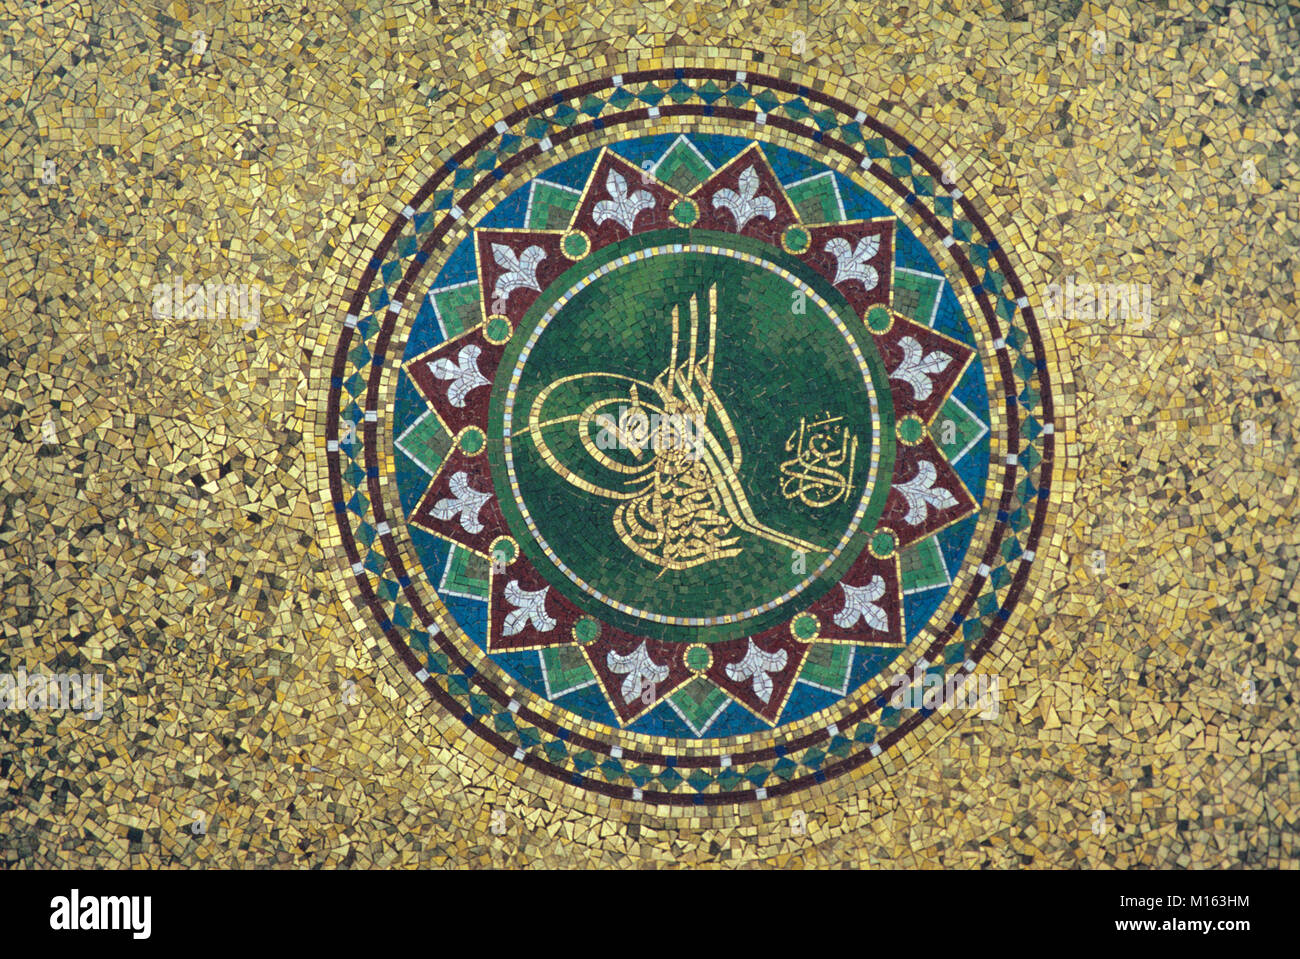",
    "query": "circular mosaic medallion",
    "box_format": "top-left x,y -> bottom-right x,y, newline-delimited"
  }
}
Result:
324,68 -> 1057,805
